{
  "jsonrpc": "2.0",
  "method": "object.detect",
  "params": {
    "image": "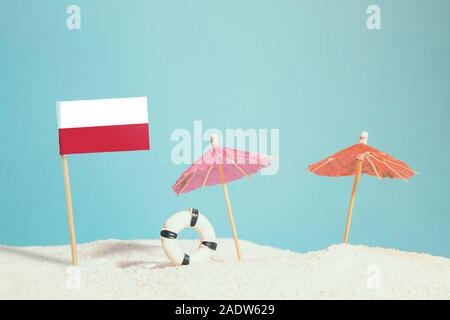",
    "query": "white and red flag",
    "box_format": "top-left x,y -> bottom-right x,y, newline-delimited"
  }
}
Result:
56,97 -> 150,155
